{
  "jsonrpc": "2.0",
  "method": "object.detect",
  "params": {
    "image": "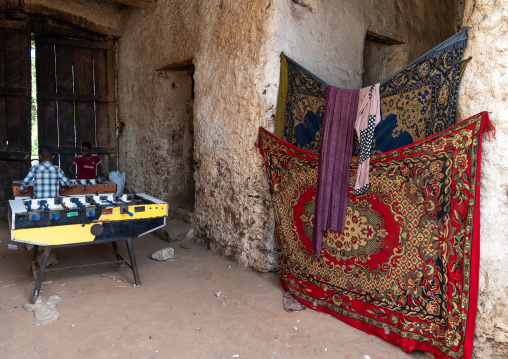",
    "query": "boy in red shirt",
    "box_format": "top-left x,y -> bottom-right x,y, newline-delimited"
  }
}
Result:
70,141 -> 101,179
